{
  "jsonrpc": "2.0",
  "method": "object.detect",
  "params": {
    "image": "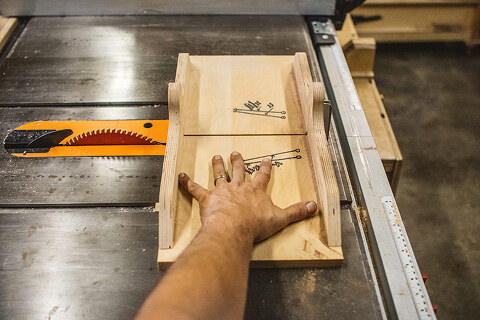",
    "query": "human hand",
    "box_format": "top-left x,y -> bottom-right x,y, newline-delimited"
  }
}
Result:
178,151 -> 318,243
